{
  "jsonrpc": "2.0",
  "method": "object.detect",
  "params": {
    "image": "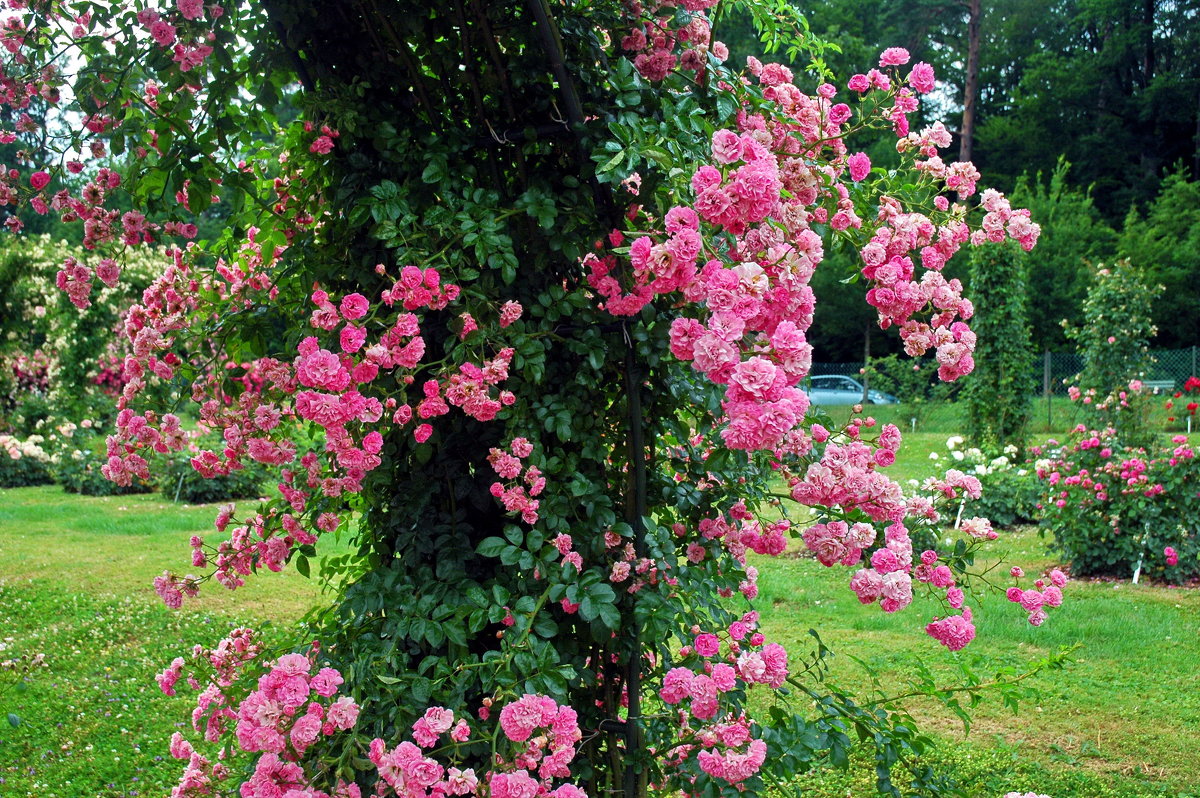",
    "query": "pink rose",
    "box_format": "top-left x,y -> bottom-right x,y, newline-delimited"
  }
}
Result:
847,152 -> 871,182
908,62 -> 936,94
879,47 -> 911,67
339,292 -> 369,320
693,633 -> 720,657
711,129 -> 742,164
177,0 -> 205,20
